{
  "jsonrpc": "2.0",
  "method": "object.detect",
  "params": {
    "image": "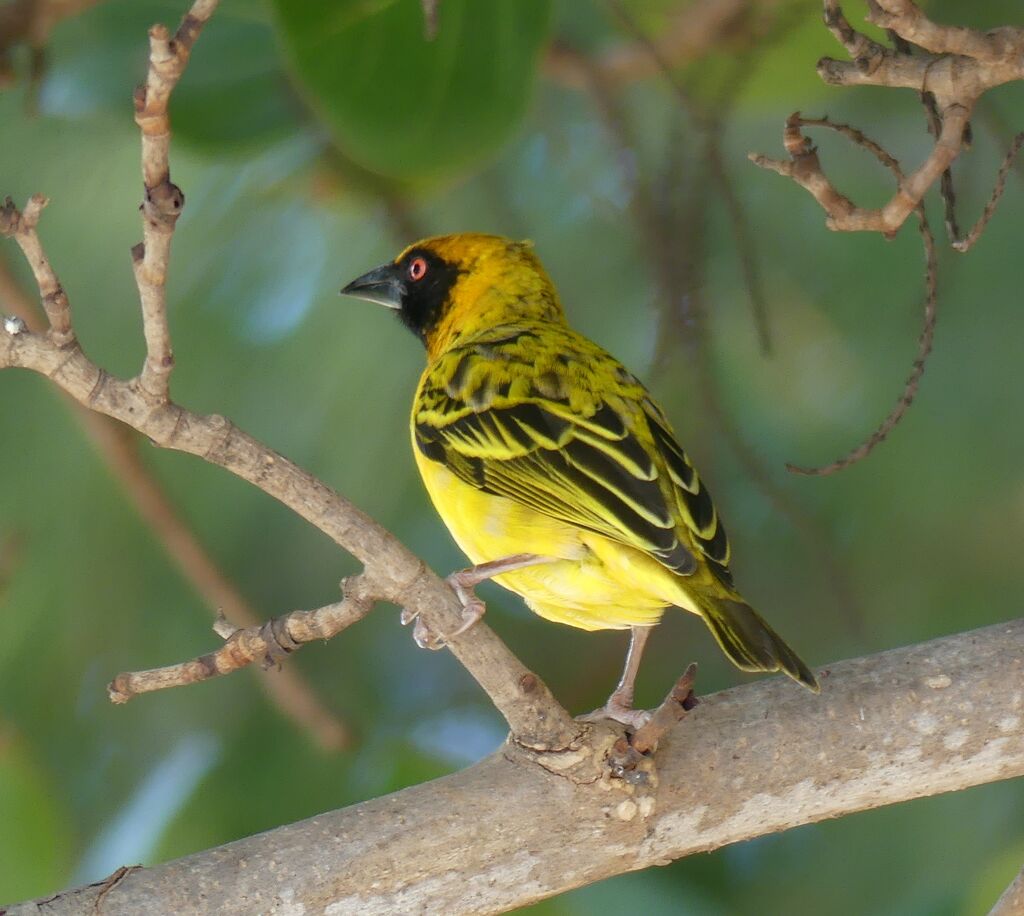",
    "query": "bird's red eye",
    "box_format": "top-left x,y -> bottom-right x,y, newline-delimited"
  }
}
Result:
408,256 -> 428,282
